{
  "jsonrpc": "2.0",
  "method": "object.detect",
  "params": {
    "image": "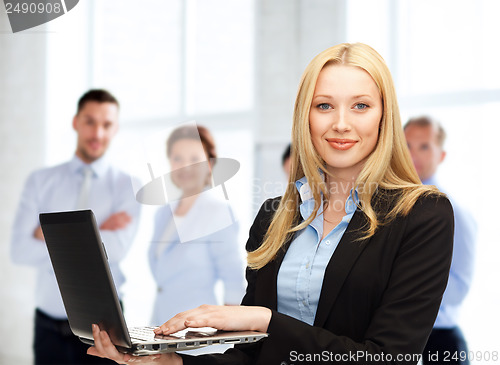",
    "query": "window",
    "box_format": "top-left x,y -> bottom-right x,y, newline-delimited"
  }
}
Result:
347,0 -> 500,354
91,0 -> 254,122
45,0 -> 255,326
